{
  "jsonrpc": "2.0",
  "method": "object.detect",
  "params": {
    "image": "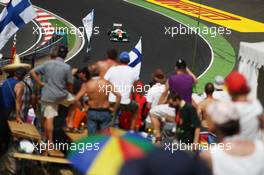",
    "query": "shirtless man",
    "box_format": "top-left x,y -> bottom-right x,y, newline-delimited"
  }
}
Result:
96,49 -> 119,78
197,83 -> 217,129
75,77 -> 121,134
